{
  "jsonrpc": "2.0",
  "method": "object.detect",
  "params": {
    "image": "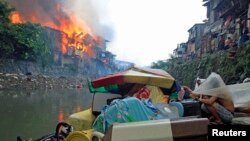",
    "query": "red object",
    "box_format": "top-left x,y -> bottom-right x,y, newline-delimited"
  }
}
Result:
241,109 -> 250,113
134,87 -> 150,100
224,16 -> 232,29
